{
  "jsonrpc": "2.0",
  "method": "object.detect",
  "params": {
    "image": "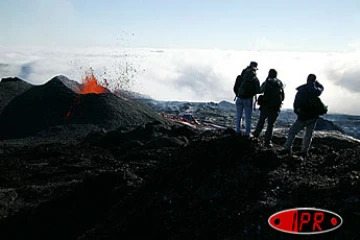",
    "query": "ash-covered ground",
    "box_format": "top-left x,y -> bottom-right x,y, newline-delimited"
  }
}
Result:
0,76 -> 359,239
